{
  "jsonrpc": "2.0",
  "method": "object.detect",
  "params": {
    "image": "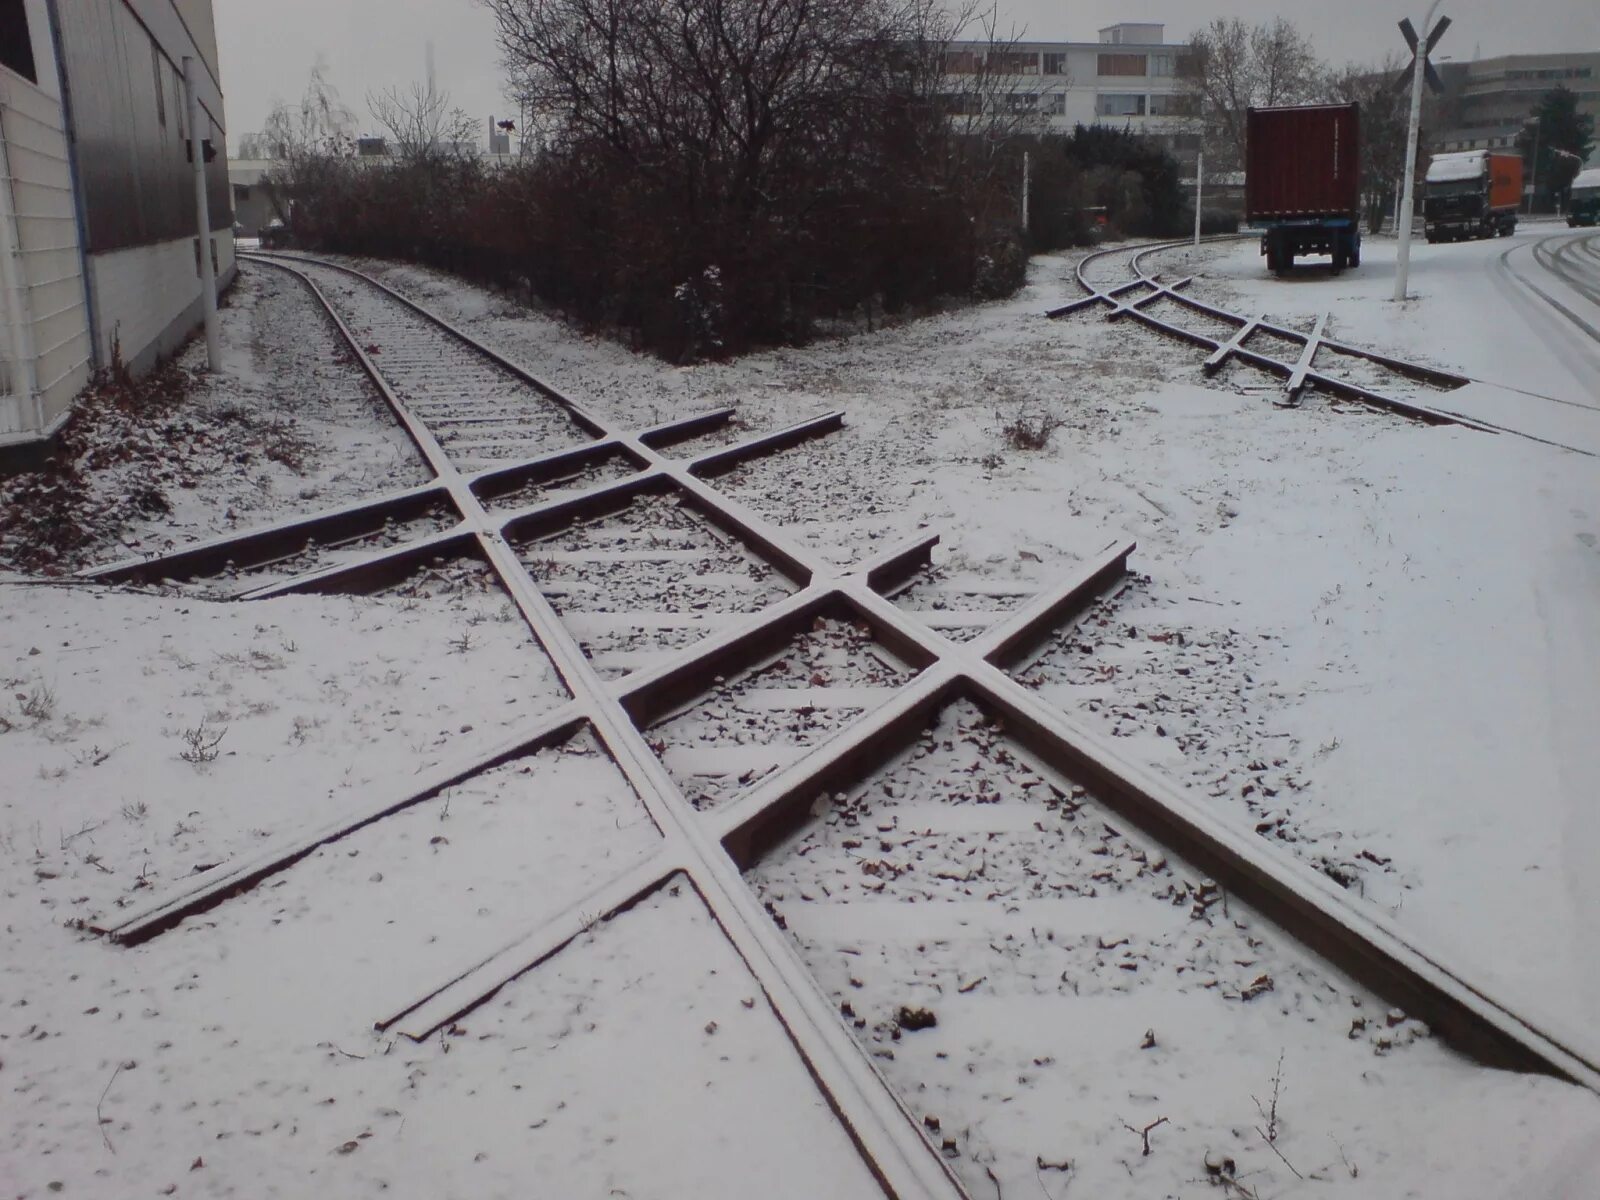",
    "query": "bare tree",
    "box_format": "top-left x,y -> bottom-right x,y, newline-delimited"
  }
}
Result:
367,80 -> 479,164
1180,17 -> 1321,171
259,61 -> 357,222
474,0 -> 1024,353
1325,57 -> 1416,233
261,60 -> 356,163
